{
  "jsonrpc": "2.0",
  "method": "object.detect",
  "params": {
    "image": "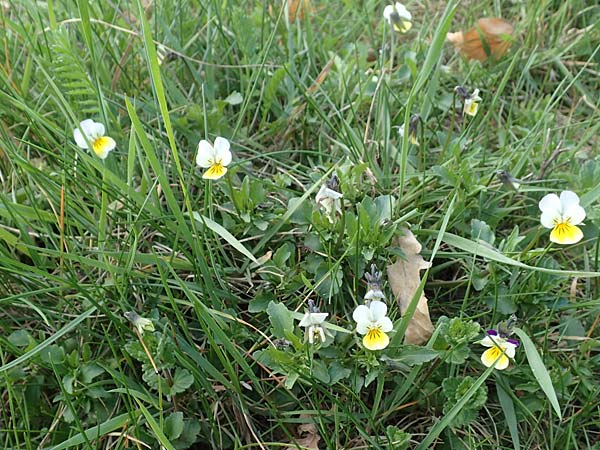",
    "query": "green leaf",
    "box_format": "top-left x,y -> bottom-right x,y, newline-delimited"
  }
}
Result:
165,412 -> 185,441
192,213 -> 258,263
46,412 -> 137,450
267,301 -> 294,339
496,382 -> 520,450
512,327 -> 562,419
438,231 -> 600,277
170,368 -> 194,395
224,91 -> 243,105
